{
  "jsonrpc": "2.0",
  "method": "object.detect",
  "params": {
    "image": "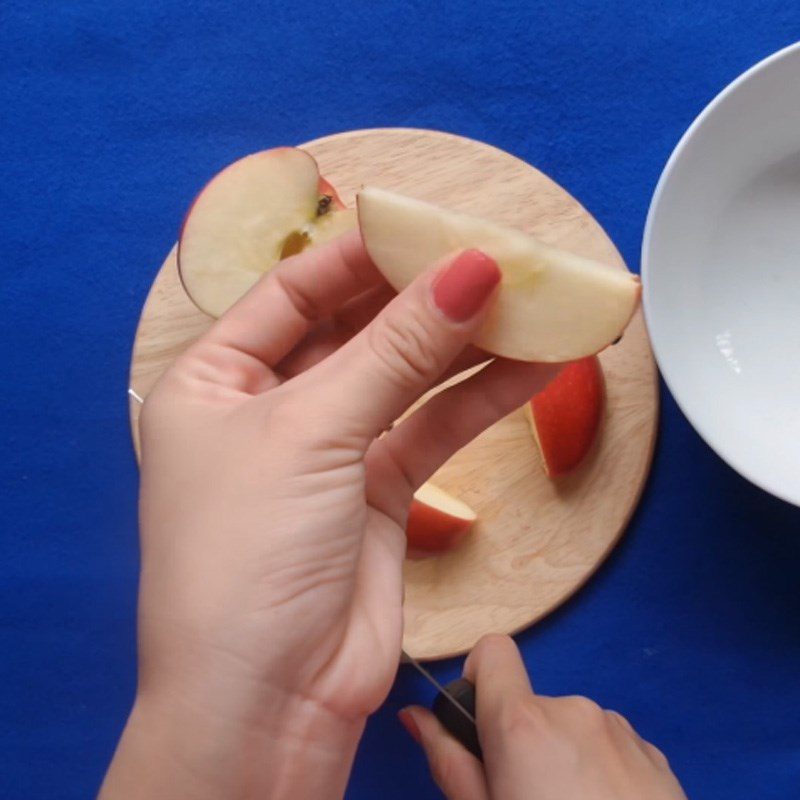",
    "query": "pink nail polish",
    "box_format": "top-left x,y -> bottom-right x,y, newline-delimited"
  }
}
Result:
398,708 -> 422,745
432,250 -> 501,322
